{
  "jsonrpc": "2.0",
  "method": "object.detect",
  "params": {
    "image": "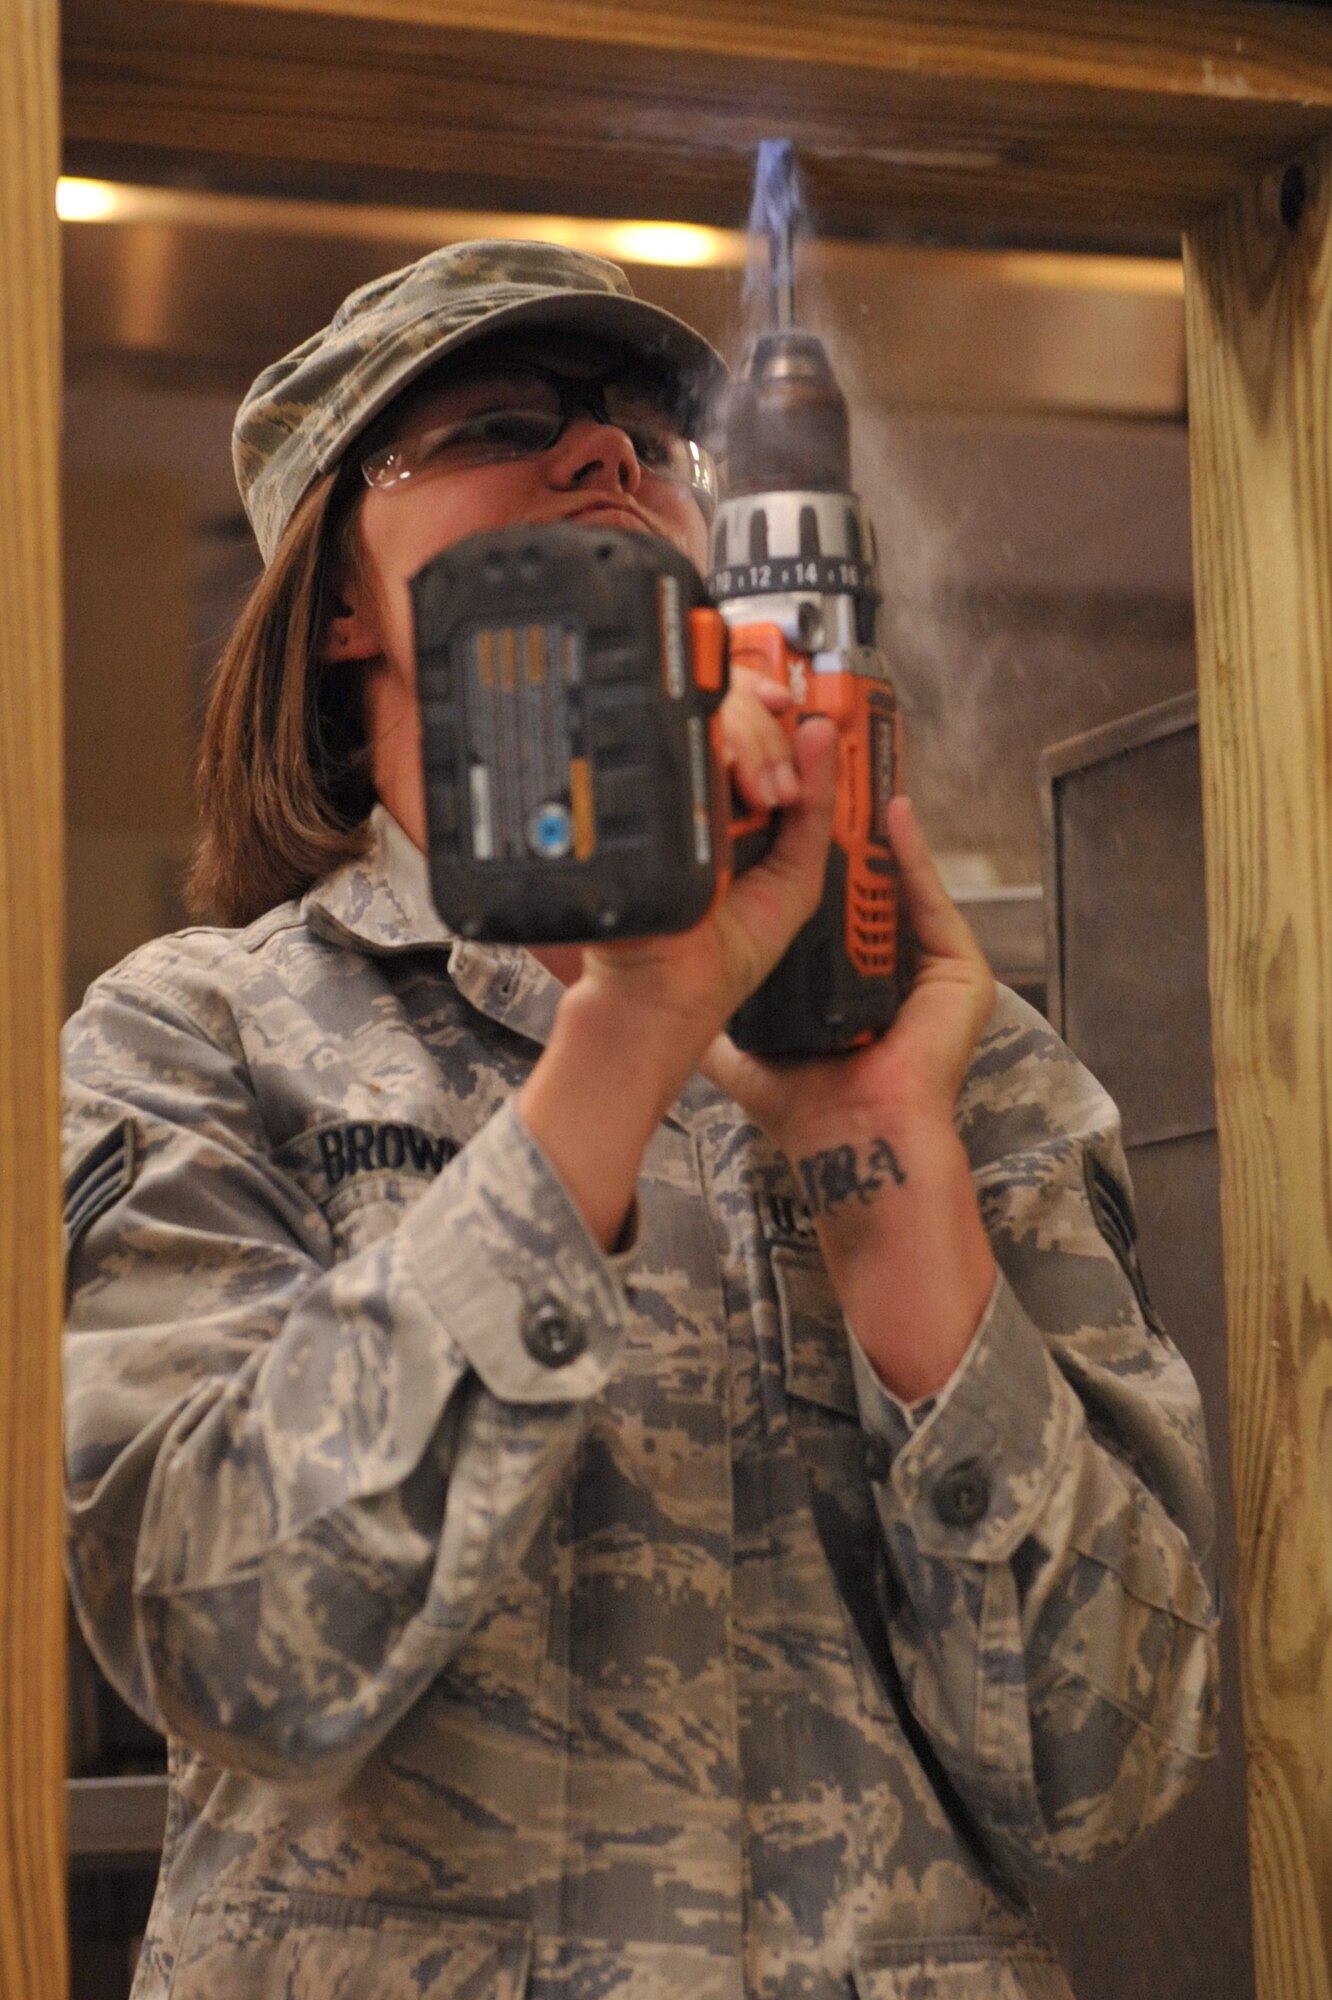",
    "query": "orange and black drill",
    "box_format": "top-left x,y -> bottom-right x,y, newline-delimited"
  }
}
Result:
709,142 -> 907,1056
411,146 -> 906,1057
